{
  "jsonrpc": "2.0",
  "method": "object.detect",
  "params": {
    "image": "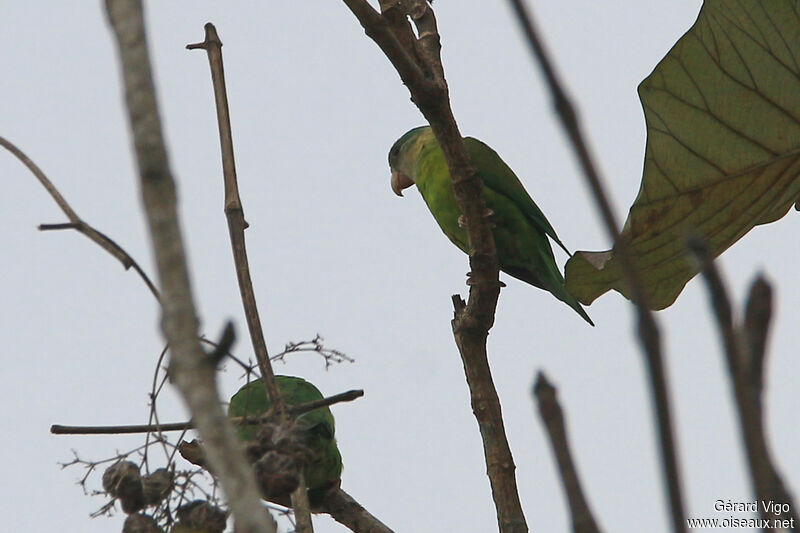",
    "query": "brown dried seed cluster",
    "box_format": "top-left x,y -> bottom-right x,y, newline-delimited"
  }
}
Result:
244,421 -> 313,502
174,500 -> 228,533
102,461 -> 174,514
